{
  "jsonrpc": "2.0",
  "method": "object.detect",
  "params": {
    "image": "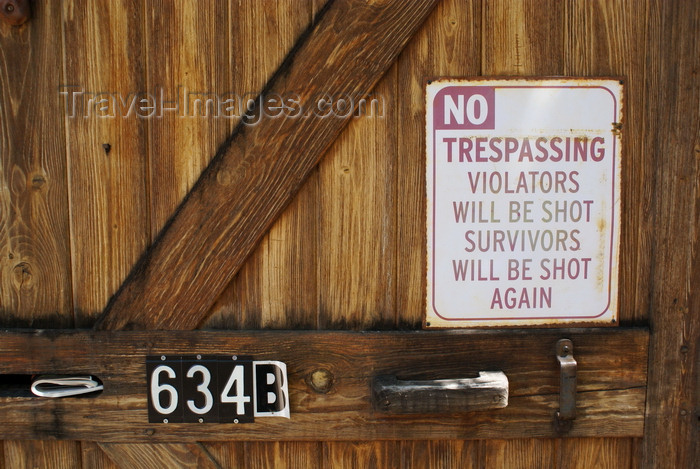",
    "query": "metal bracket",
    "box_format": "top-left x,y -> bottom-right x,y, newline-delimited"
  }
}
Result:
555,338 -> 577,430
